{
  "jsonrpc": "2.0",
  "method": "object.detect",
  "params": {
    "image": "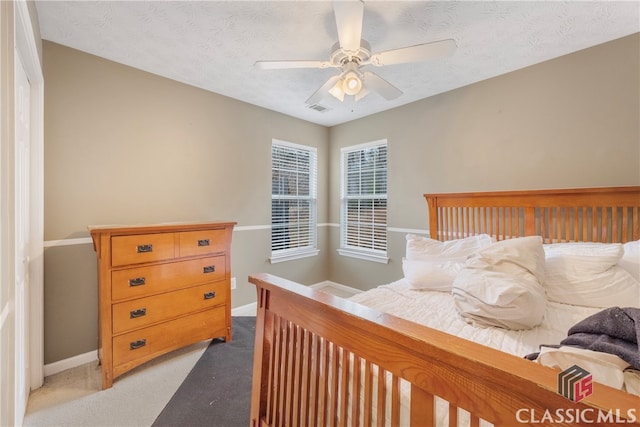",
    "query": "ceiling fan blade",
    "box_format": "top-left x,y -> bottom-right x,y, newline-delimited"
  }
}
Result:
333,0 -> 364,53
362,72 -> 402,100
255,60 -> 333,70
368,39 -> 457,66
354,87 -> 369,102
305,75 -> 342,105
